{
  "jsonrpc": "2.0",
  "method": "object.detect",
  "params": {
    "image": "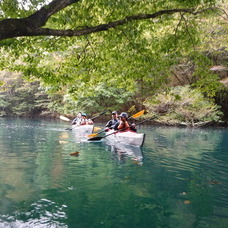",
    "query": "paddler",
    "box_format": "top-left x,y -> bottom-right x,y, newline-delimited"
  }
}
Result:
114,112 -> 130,130
114,112 -> 137,132
72,112 -> 82,125
105,111 -> 119,129
80,113 -> 93,125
